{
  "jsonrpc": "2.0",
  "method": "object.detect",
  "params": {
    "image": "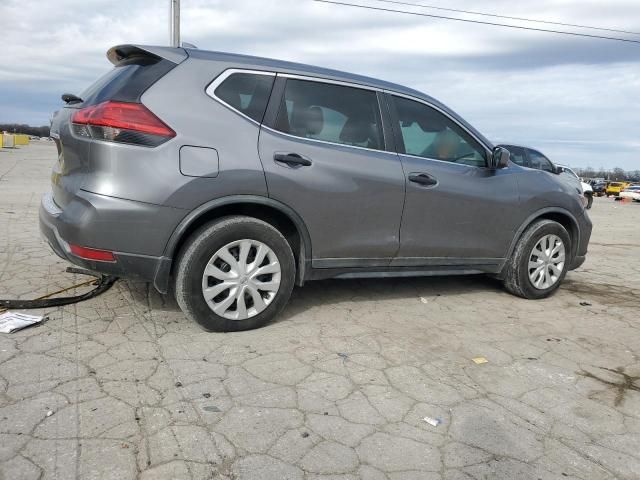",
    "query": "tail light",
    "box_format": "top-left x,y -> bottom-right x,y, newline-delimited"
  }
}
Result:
71,101 -> 175,147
